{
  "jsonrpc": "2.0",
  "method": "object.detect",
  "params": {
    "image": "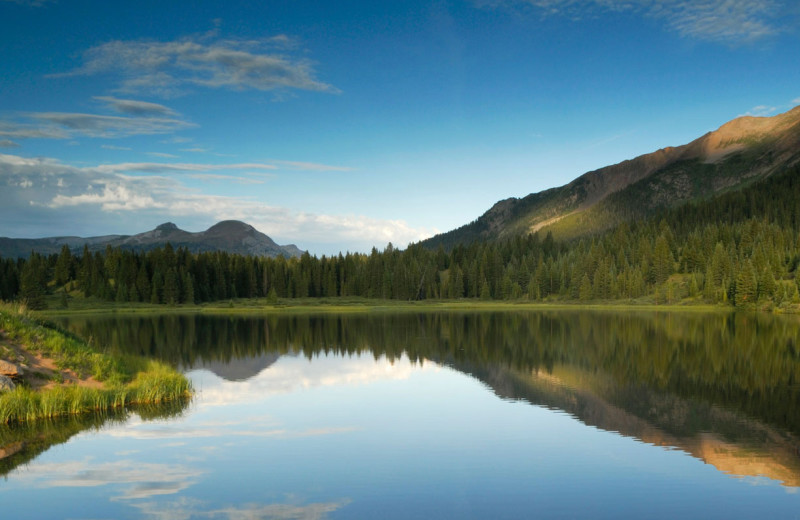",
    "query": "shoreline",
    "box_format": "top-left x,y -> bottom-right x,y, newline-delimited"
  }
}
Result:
0,303 -> 192,425
37,297 -> 737,317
